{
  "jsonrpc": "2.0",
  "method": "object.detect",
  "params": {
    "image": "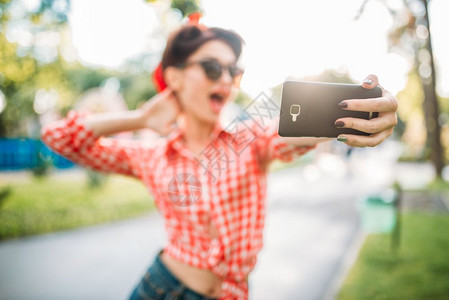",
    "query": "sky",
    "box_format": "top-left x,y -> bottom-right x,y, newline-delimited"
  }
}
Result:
68,0 -> 449,98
